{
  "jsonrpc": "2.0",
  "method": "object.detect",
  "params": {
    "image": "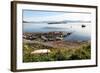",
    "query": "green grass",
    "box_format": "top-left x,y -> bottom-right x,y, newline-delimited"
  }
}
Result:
23,43 -> 91,62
